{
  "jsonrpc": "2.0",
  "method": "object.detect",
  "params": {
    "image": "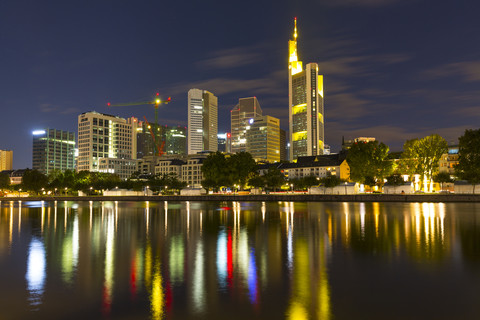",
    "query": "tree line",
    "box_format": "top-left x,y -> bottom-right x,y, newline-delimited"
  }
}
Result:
0,169 -> 186,195
346,128 -> 480,191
